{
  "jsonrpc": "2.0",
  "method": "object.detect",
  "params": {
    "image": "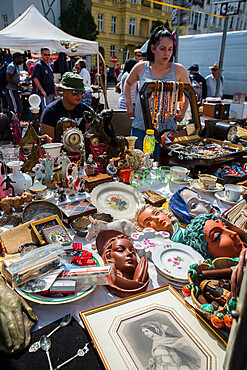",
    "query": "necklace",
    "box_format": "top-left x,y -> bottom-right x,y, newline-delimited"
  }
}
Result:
157,81 -> 164,123
151,80 -> 159,129
174,82 -> 184,118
